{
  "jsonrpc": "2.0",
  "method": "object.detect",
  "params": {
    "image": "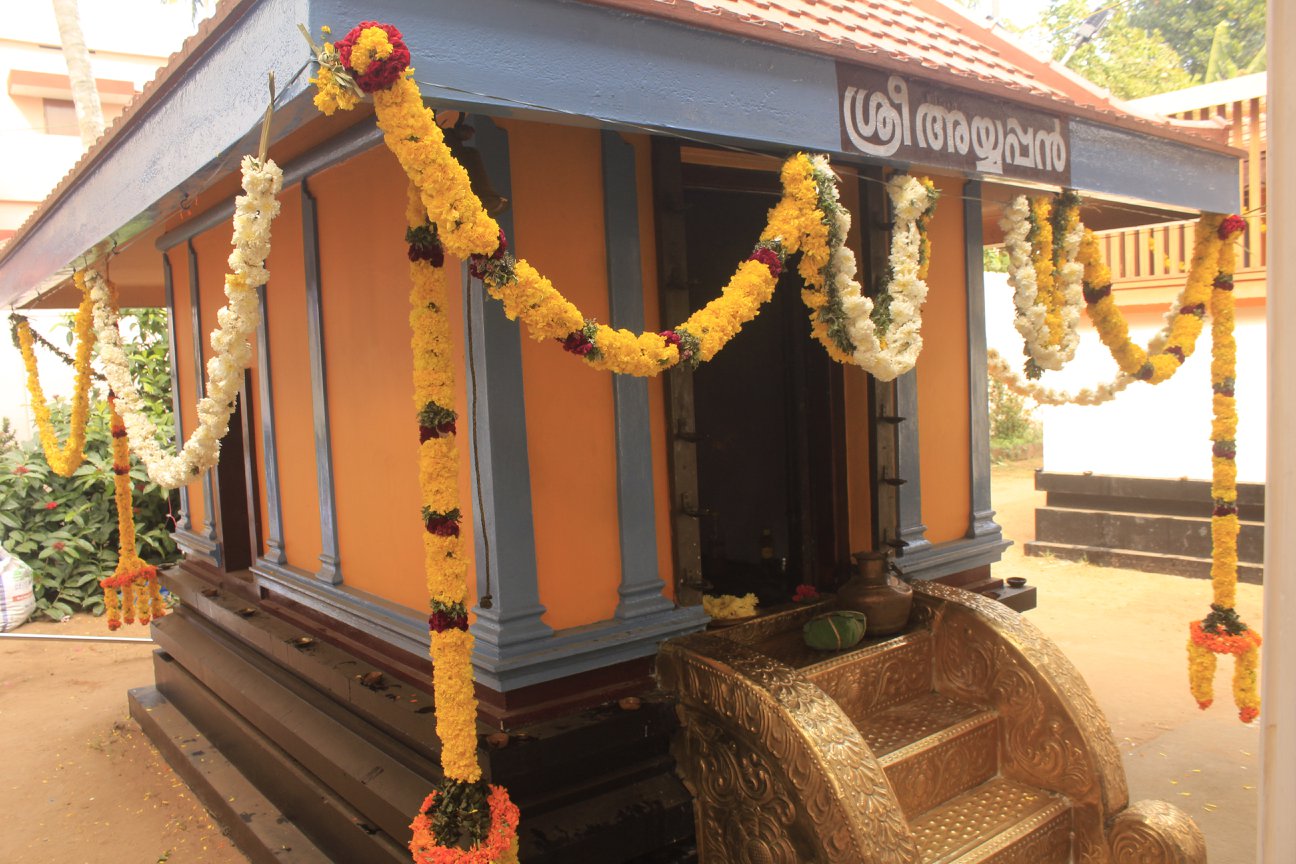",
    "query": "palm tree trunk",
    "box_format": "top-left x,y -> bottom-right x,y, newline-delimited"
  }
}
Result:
50,0 -> 104,149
